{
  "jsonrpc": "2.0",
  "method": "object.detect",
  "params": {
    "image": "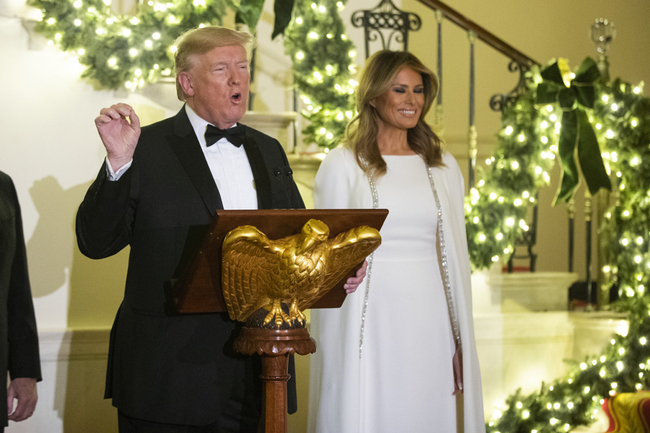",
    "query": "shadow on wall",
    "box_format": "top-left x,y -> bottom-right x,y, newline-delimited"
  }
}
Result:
27,175 -> 127,432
